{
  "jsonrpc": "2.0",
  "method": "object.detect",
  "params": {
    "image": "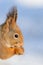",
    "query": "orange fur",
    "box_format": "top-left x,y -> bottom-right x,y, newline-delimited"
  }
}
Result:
0,7 -> 24,59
